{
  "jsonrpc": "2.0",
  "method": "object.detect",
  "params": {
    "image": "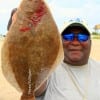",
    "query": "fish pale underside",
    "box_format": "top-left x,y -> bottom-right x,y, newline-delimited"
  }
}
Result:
1,0 -> 64,99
